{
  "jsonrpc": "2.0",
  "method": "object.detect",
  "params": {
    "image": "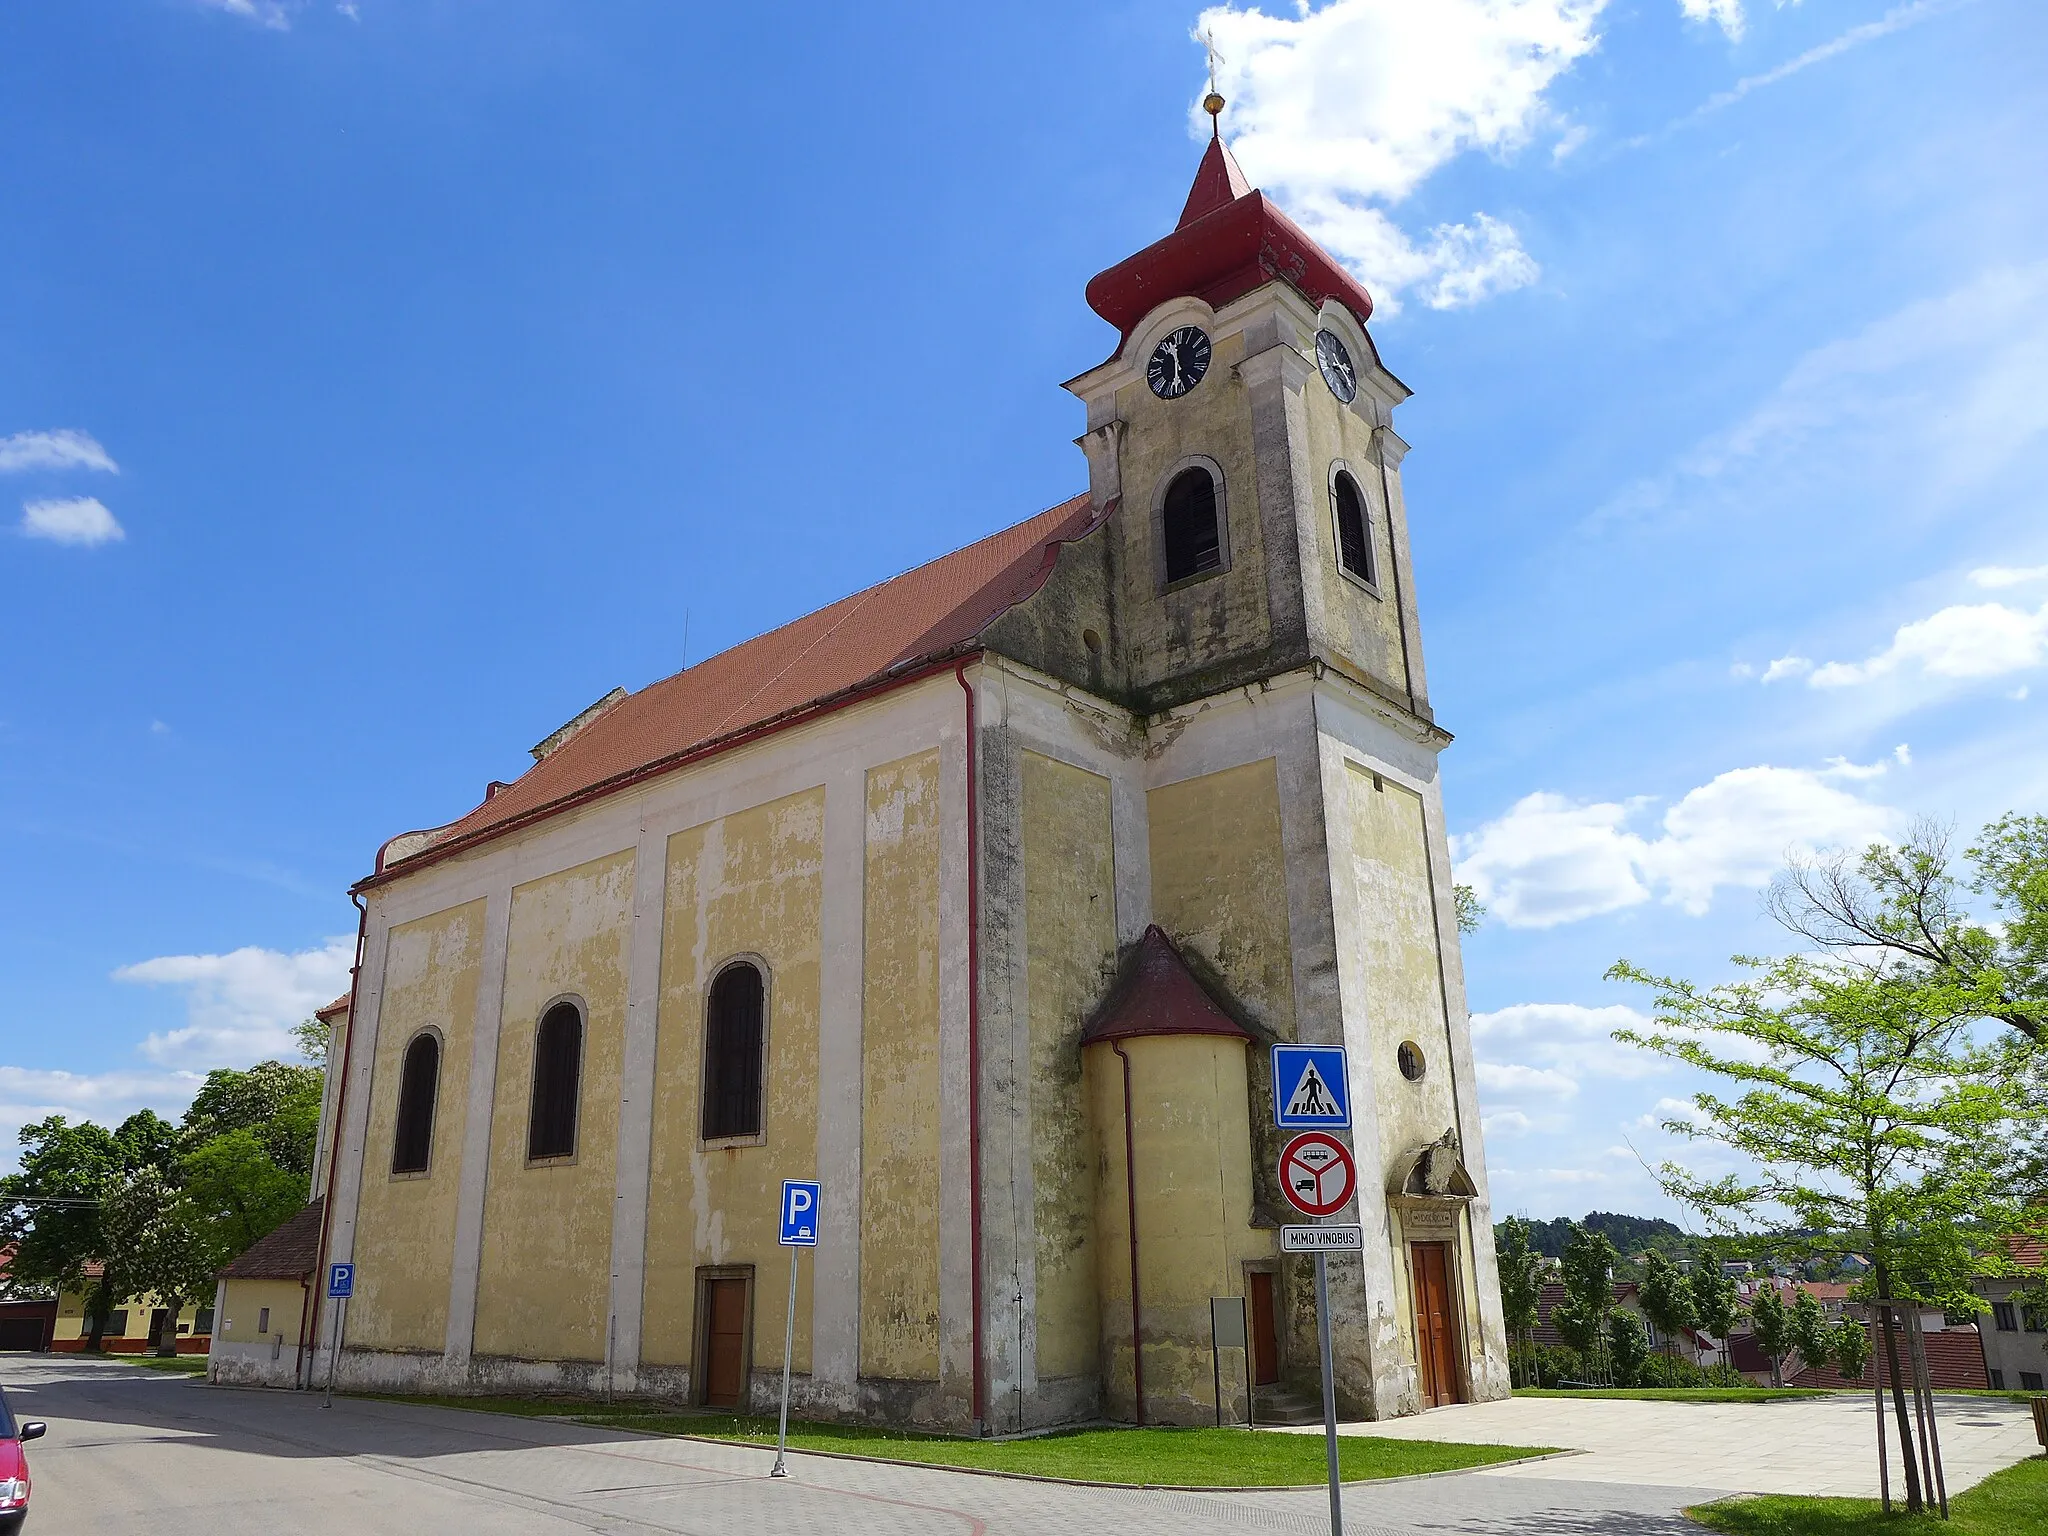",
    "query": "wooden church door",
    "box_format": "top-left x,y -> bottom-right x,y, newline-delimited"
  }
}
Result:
1411,1242 -> 1463,1407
